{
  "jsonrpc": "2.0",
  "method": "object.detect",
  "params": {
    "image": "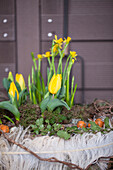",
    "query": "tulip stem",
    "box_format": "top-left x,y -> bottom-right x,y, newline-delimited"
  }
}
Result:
52,94 -> 54,99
